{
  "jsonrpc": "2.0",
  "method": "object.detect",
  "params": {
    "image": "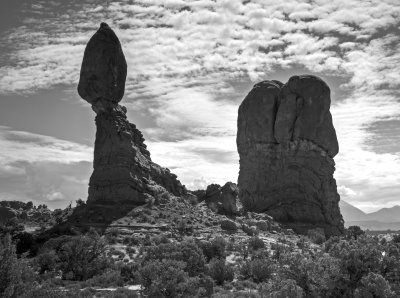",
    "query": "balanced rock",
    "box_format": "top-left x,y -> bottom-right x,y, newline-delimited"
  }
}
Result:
237,75 -> 344,236
78,23 -> 186,209
78,23 -> 127,112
